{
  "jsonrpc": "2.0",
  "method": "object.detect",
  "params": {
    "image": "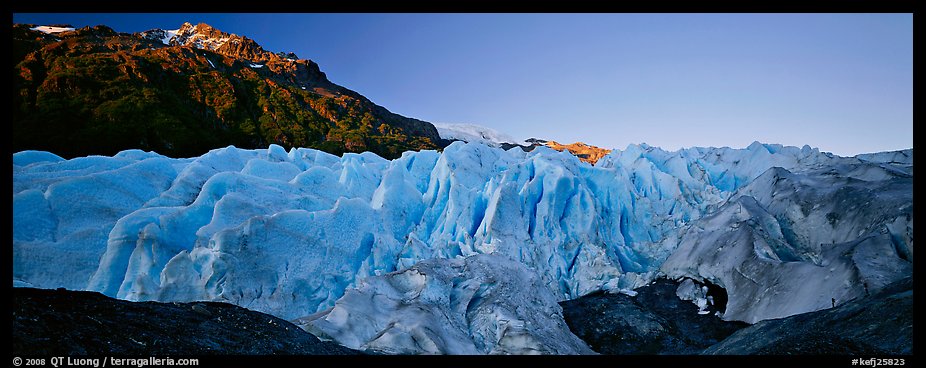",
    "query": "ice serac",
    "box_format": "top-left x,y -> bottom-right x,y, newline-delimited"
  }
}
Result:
299,254 -> 595,355
12,141 -> 913,353
14,152 -> 180,290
